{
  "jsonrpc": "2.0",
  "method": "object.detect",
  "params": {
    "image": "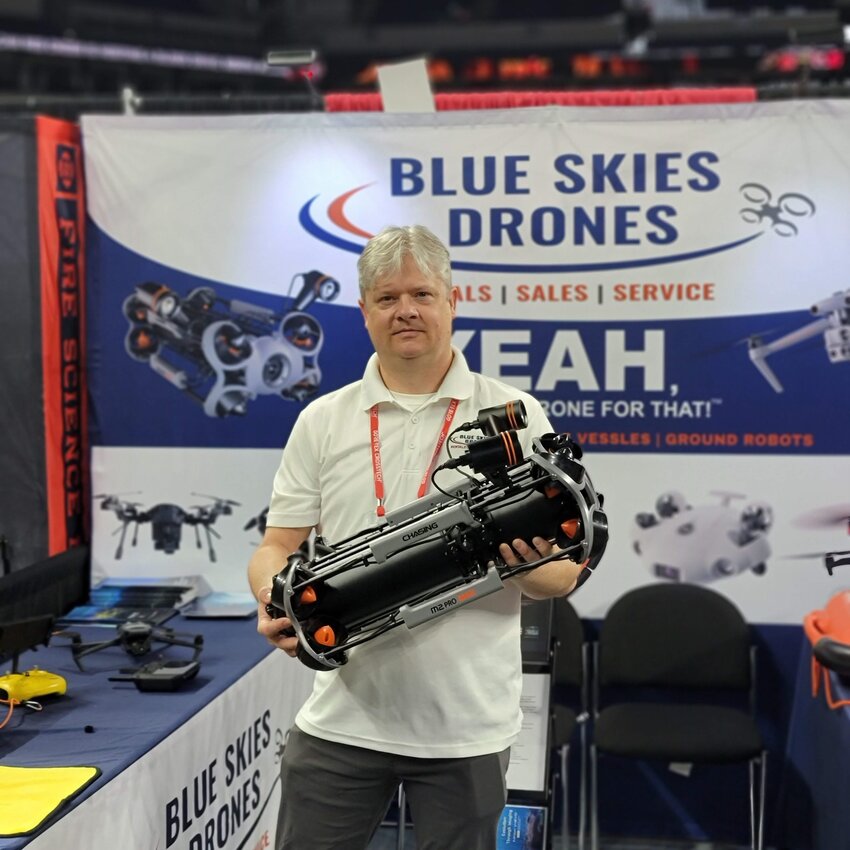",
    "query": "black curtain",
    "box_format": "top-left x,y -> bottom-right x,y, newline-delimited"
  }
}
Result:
0,117 -> 49,573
